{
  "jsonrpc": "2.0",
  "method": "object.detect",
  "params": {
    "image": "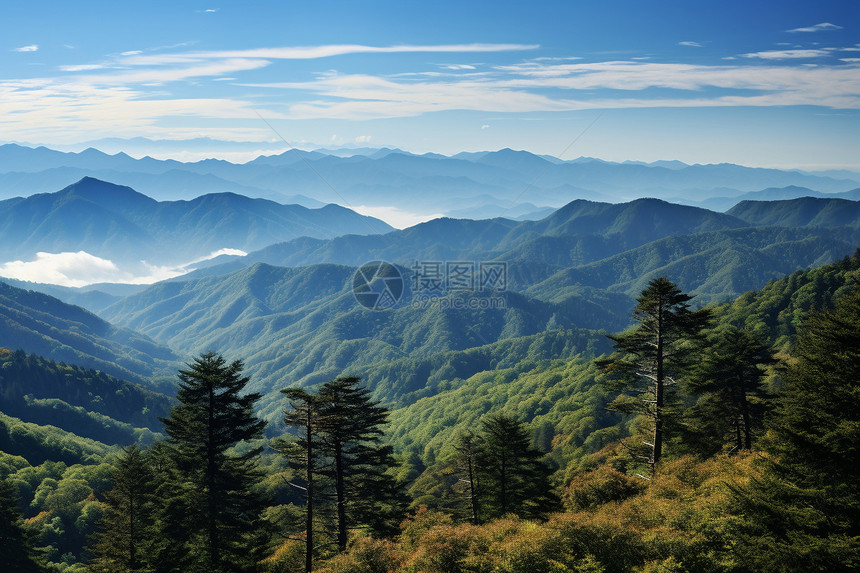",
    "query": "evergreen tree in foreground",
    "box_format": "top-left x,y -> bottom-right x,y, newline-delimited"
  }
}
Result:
478,413 -> 559,520
317,376 -> 407,551
731,289 -> 860,571
683,326 -> 774,455
89,445 -> 155,572
159,352 -> 269,573
279,388 -> 321,573
280,377 -> 407,556
599,277 -> 710,472
453,431 -> 483,524
0,477 -> 44,573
